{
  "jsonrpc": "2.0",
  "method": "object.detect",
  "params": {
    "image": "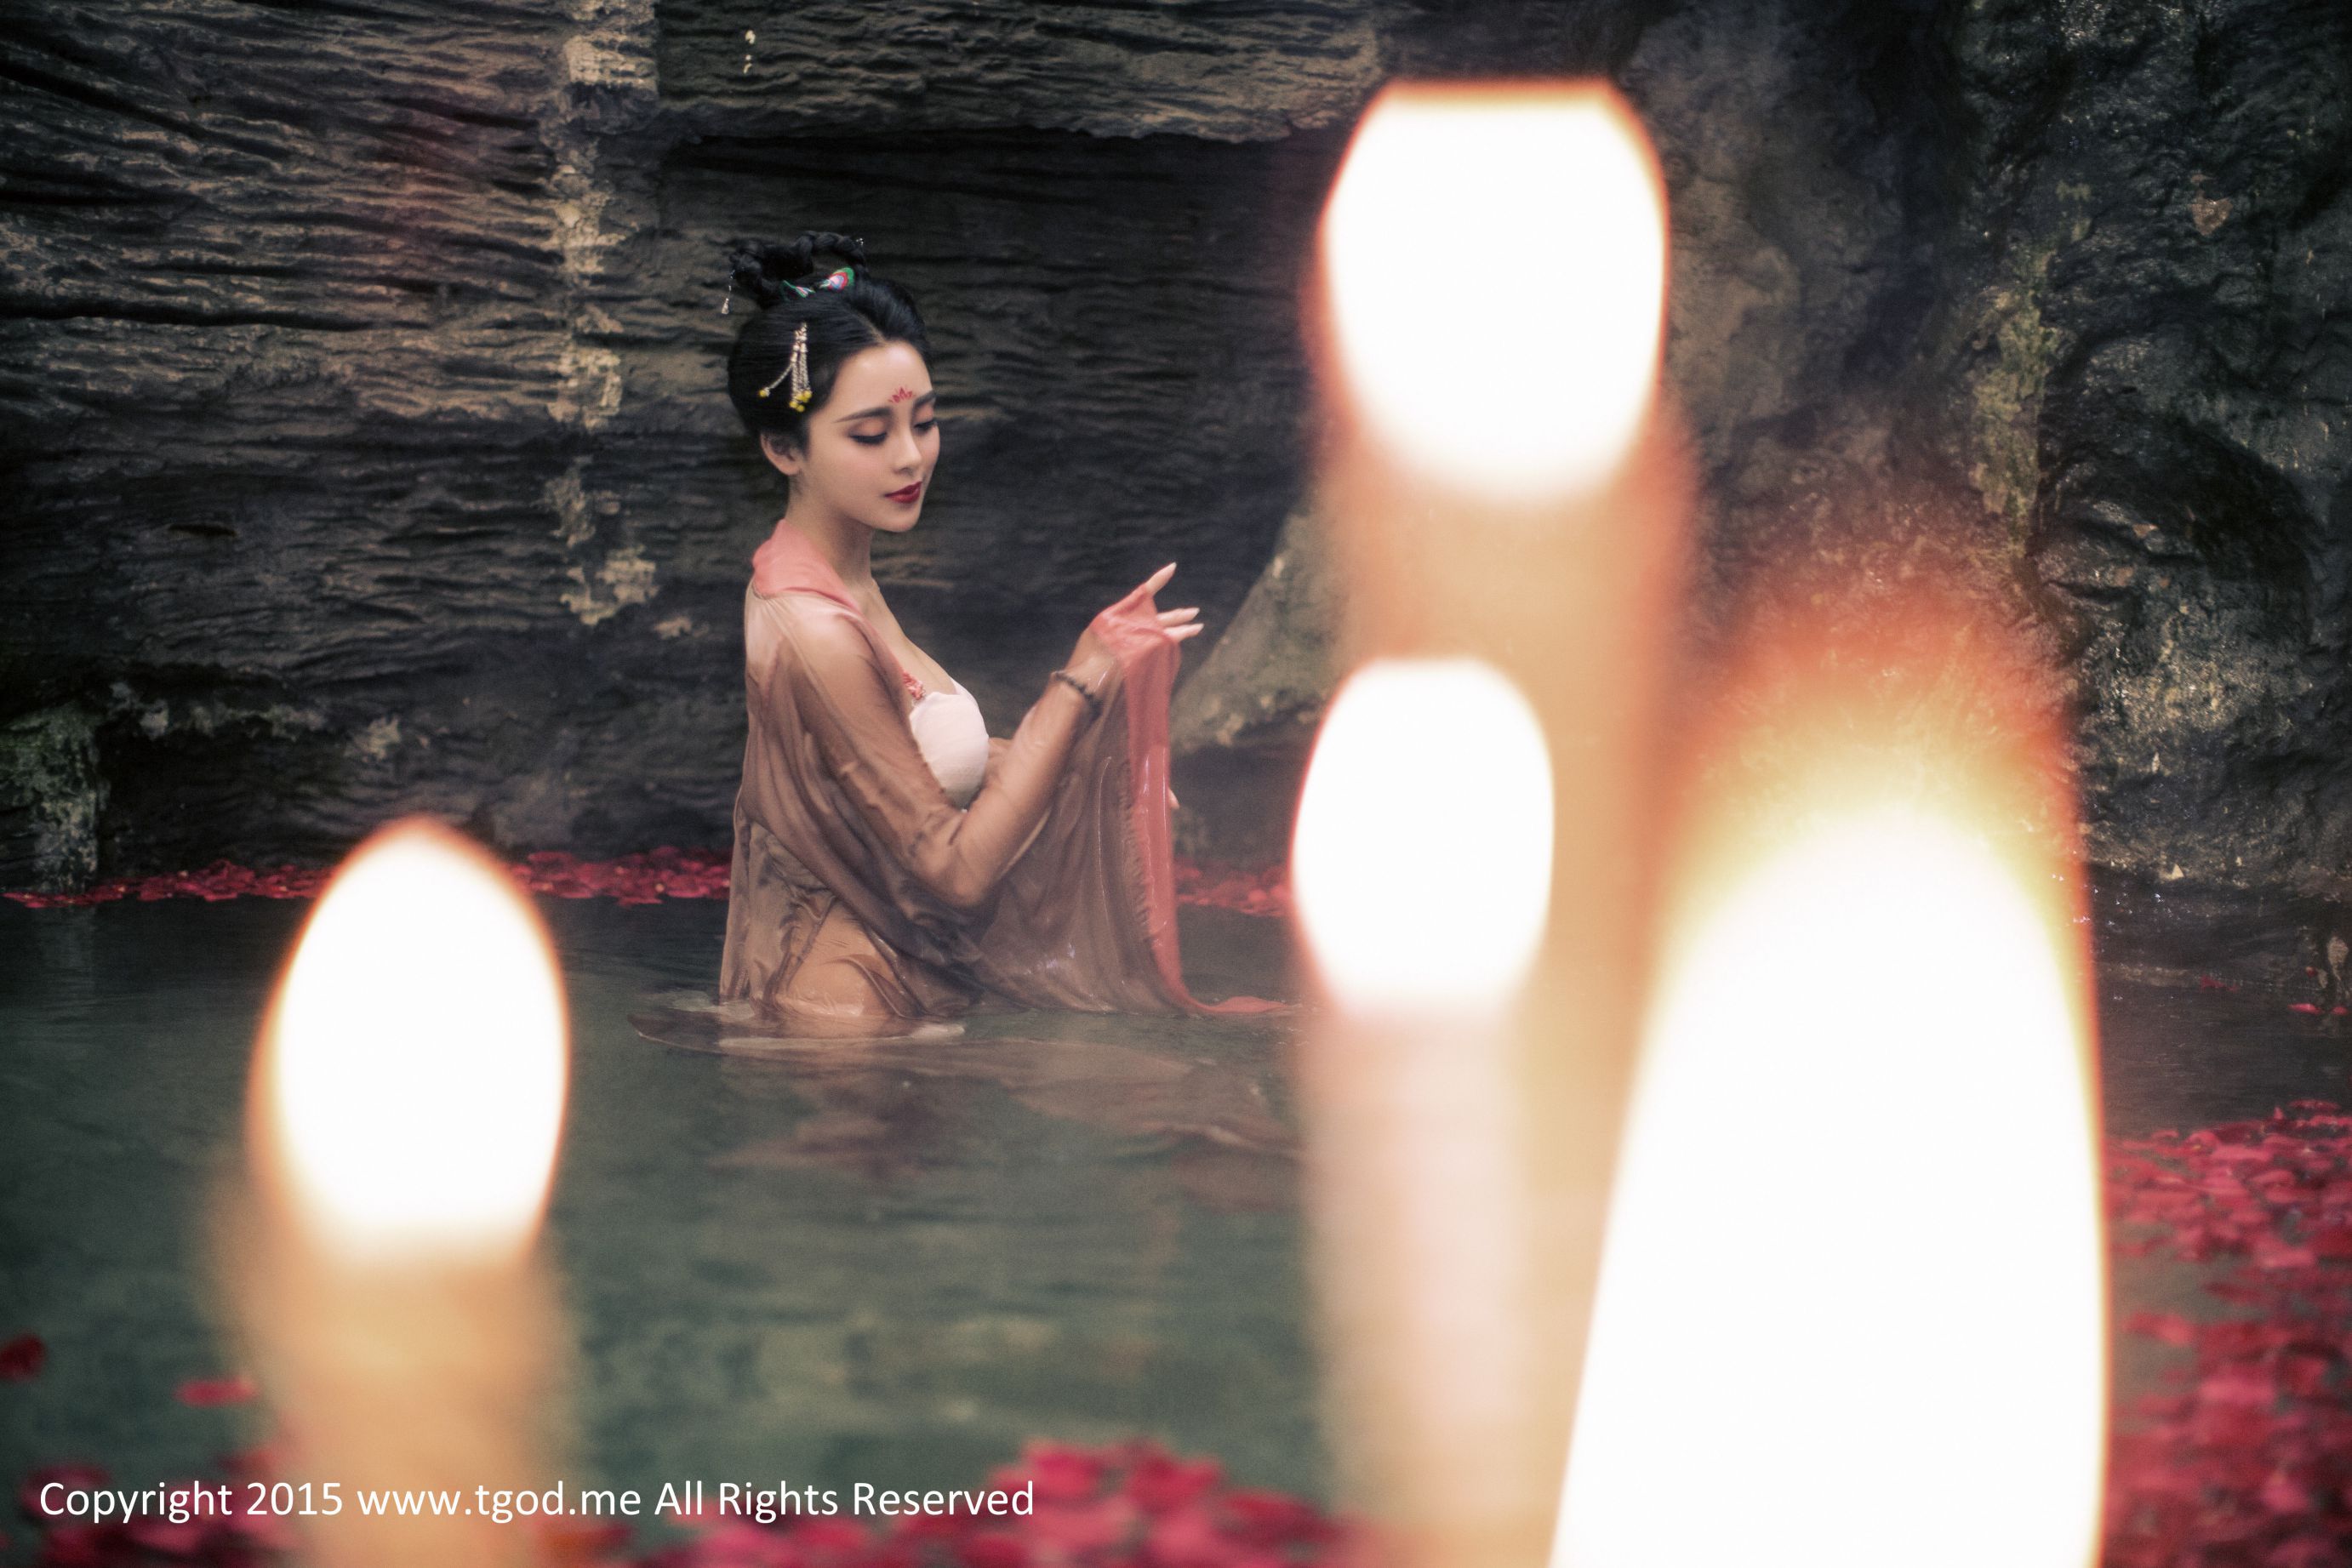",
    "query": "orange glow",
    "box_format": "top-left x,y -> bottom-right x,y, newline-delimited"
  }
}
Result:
1293,658 -> 1554,1017
1553,605 -> 2105,1568
258,818 -> 568,1263
1322,83 -> 1666,504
